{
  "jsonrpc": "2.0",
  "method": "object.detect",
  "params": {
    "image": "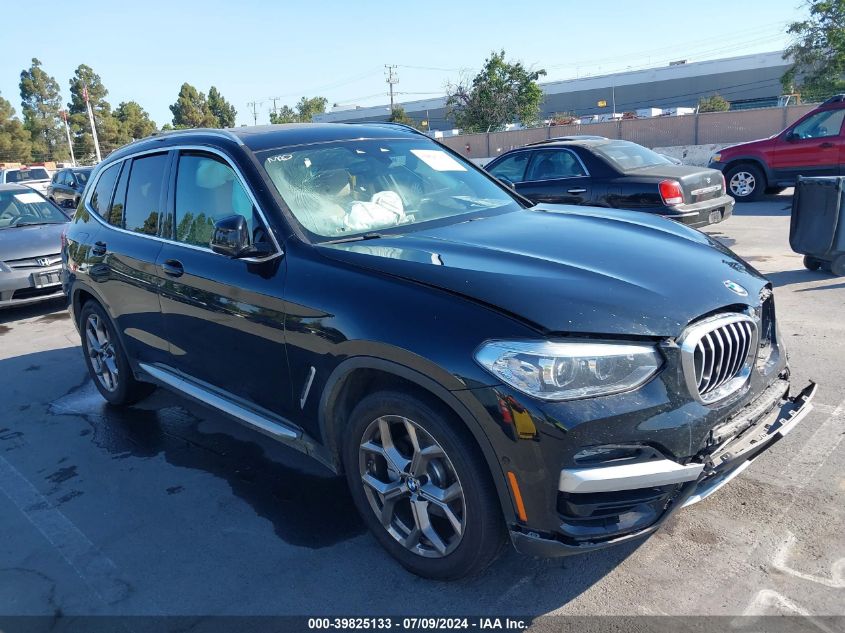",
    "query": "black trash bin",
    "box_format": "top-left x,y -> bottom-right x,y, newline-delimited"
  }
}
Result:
790,176 -> 845,275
